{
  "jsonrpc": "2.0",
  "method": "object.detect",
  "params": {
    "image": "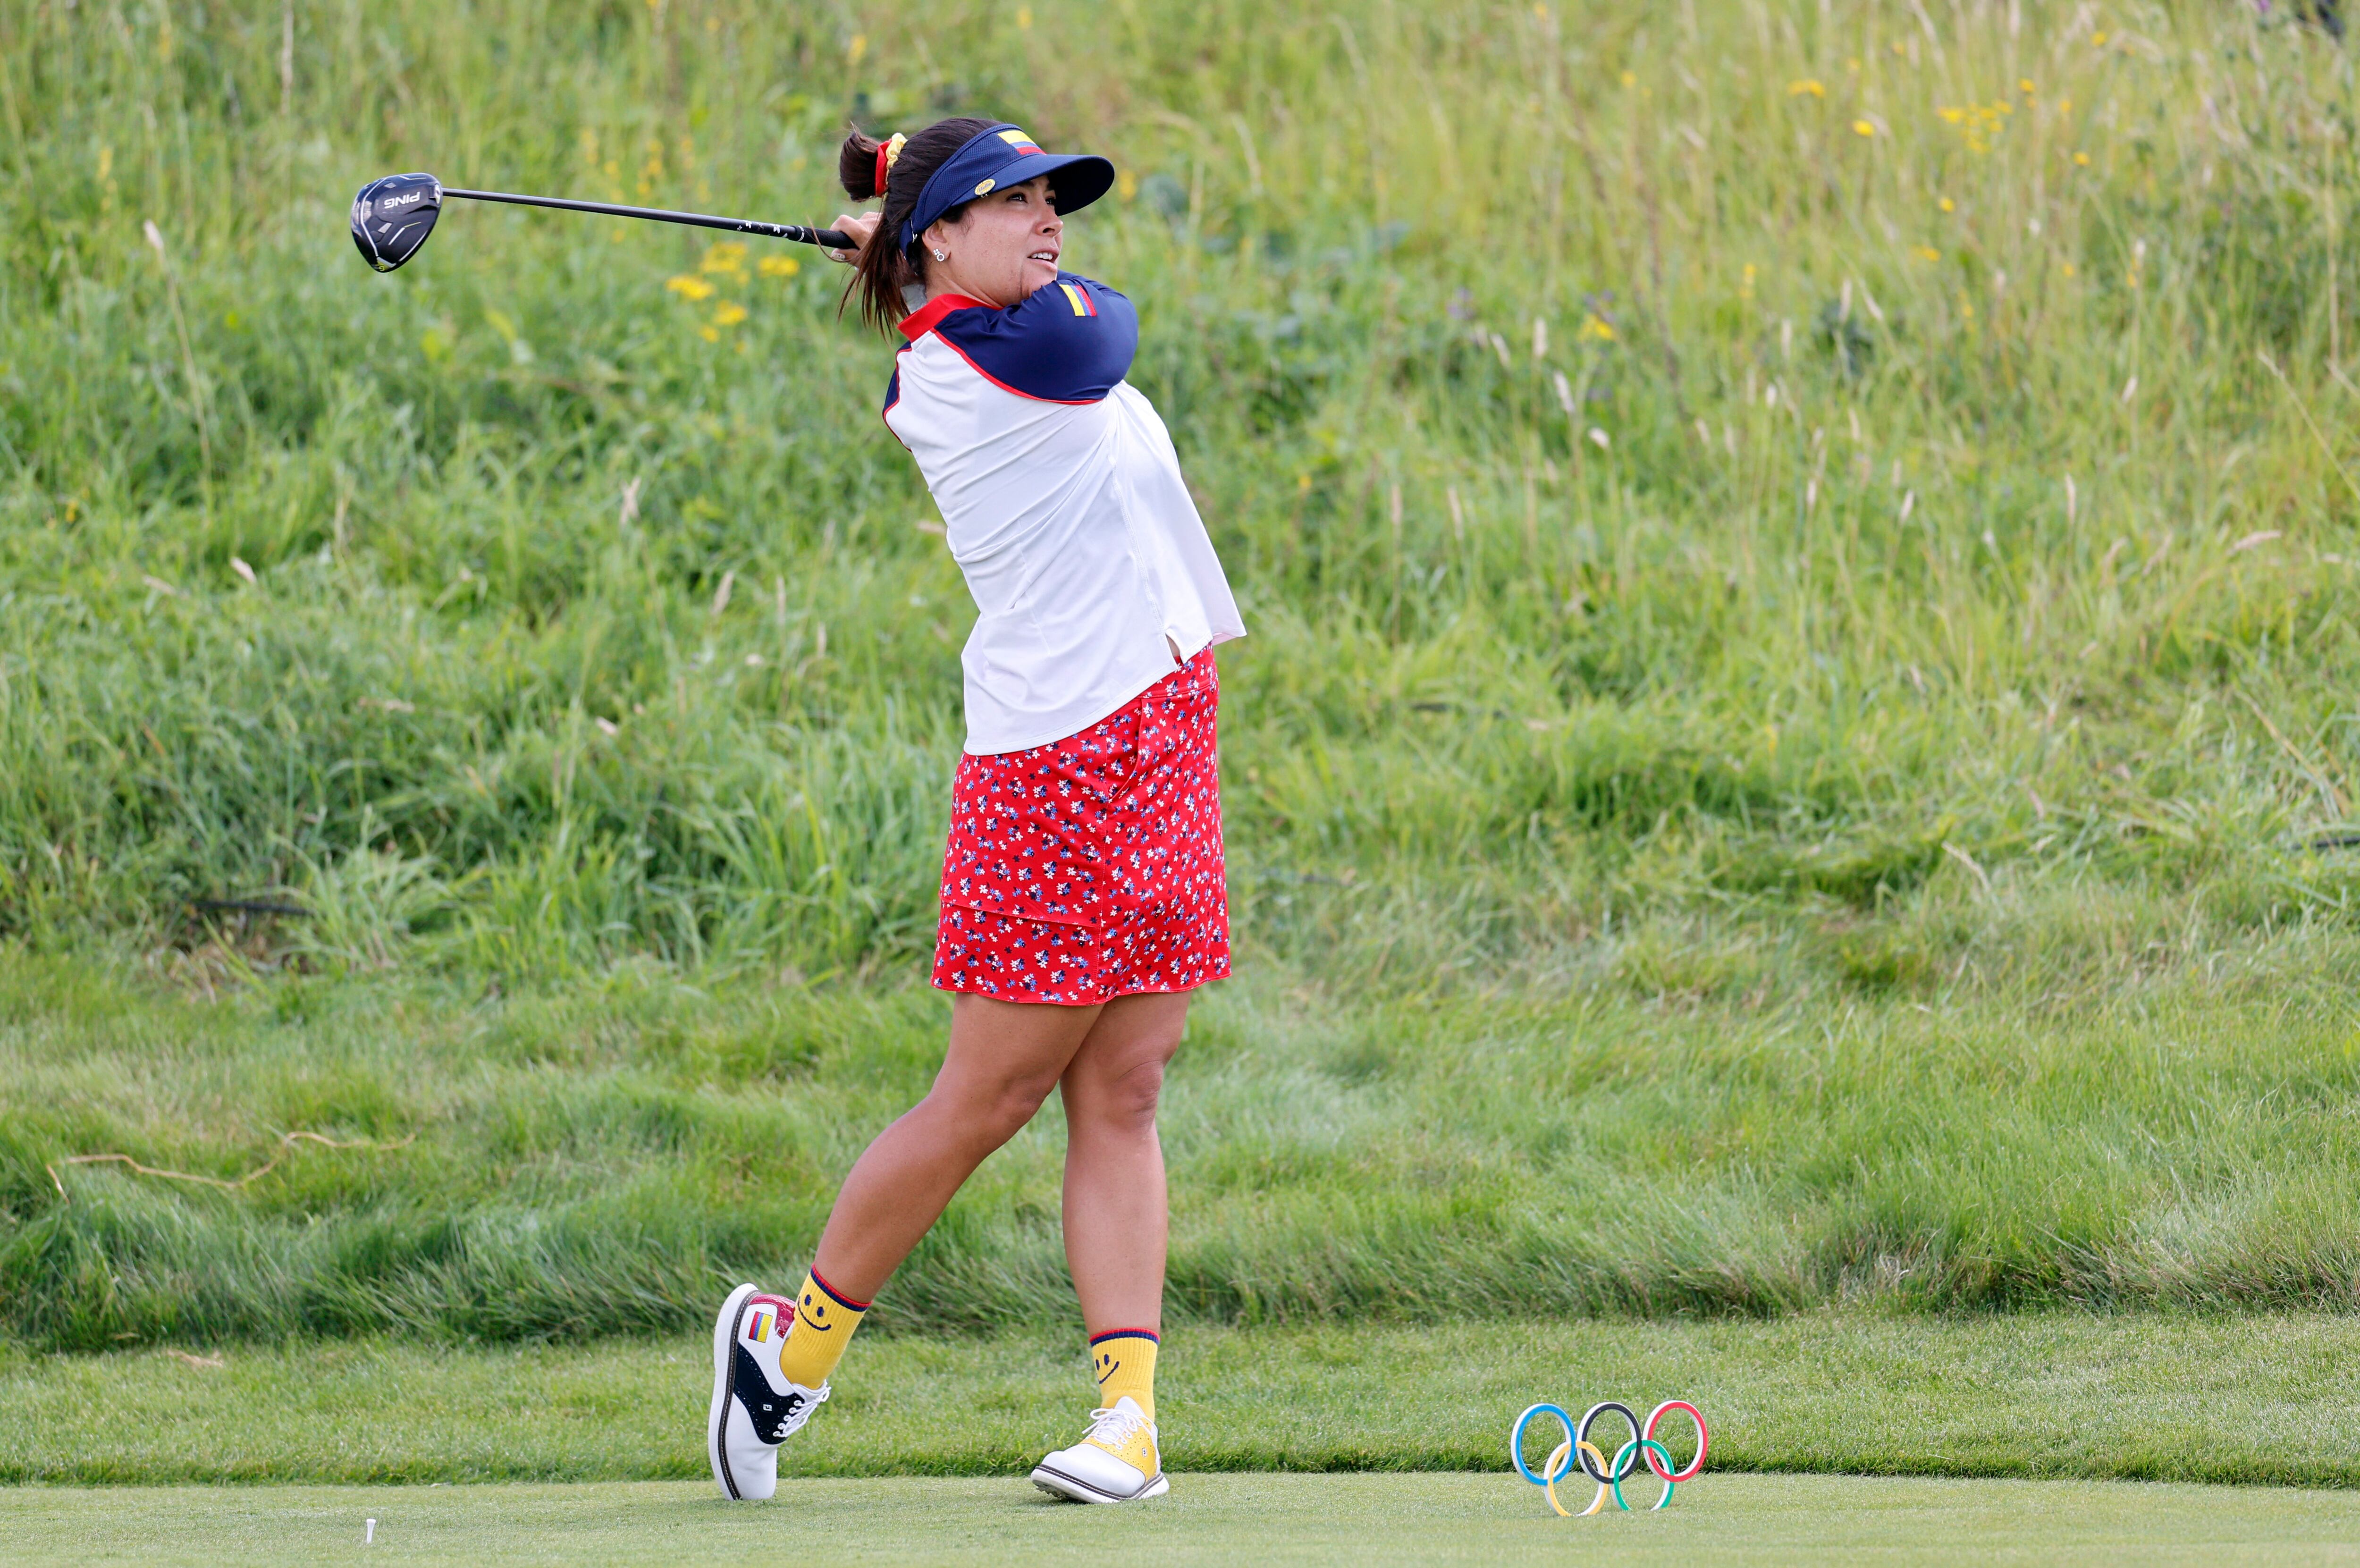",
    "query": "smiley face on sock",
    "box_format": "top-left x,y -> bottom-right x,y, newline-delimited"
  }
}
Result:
1095,1349 -> 1121,1384
799,1288 -> 836,1333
